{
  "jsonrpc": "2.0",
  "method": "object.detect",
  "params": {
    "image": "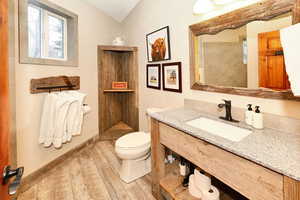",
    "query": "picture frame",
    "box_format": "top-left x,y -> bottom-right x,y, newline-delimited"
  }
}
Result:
146,26 -> 171,62
162,62 -> 182,93
147,64 -> 161,90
